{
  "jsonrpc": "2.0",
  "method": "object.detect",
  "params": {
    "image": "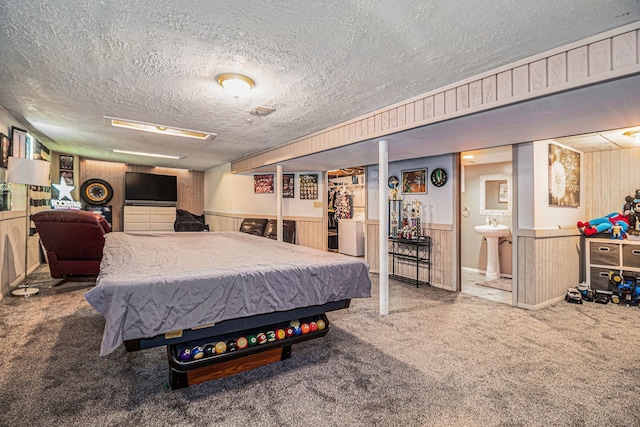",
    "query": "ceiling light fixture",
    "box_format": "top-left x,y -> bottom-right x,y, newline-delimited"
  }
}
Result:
106,116 -> 215,140
217,73 -> 255,98
111,149 -> 185,160
623,129 -> 640,144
